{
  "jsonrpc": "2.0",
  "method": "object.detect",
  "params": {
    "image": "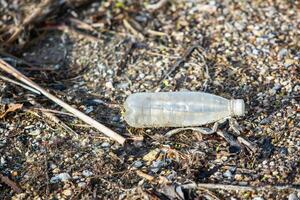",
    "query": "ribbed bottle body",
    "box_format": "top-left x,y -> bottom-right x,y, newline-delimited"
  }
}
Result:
124,92 -> 234,128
